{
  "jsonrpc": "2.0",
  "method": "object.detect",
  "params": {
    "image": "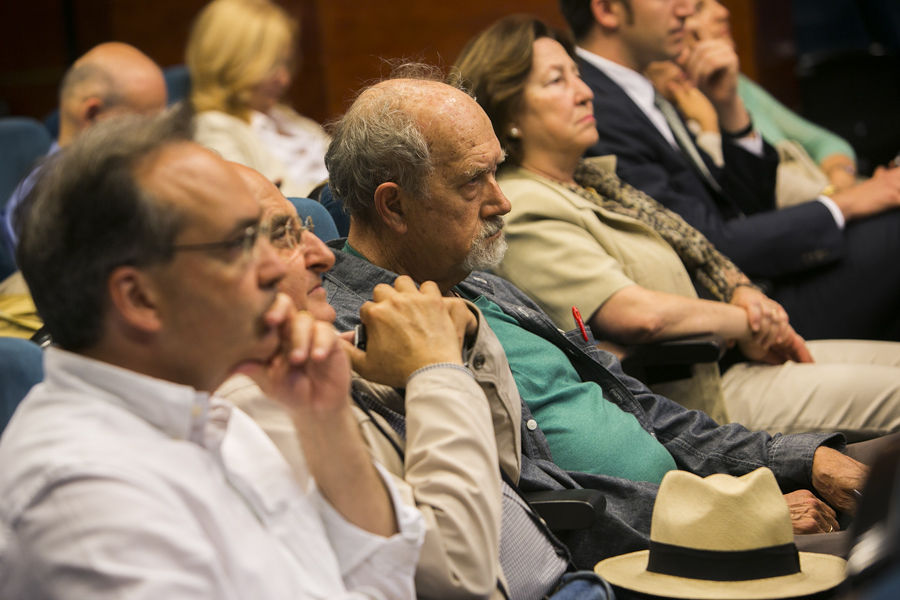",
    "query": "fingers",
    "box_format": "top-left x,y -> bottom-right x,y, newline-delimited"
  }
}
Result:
285,311 -> 341,364
748,298 -> 790,348
680,39 -> 738,99
791,334 -> 815,363
443,297 -> 478,339
812,447 -> 869,514
758,305 -> 788,347
238,305 -> 350,405
353,277 -> 467,386
340,336 -> 366,371
774,331 -> 814,364
418,279 -> 443,297
263,292 -> 295,328
784,490 -> 840,534
744,300 -> 762,333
